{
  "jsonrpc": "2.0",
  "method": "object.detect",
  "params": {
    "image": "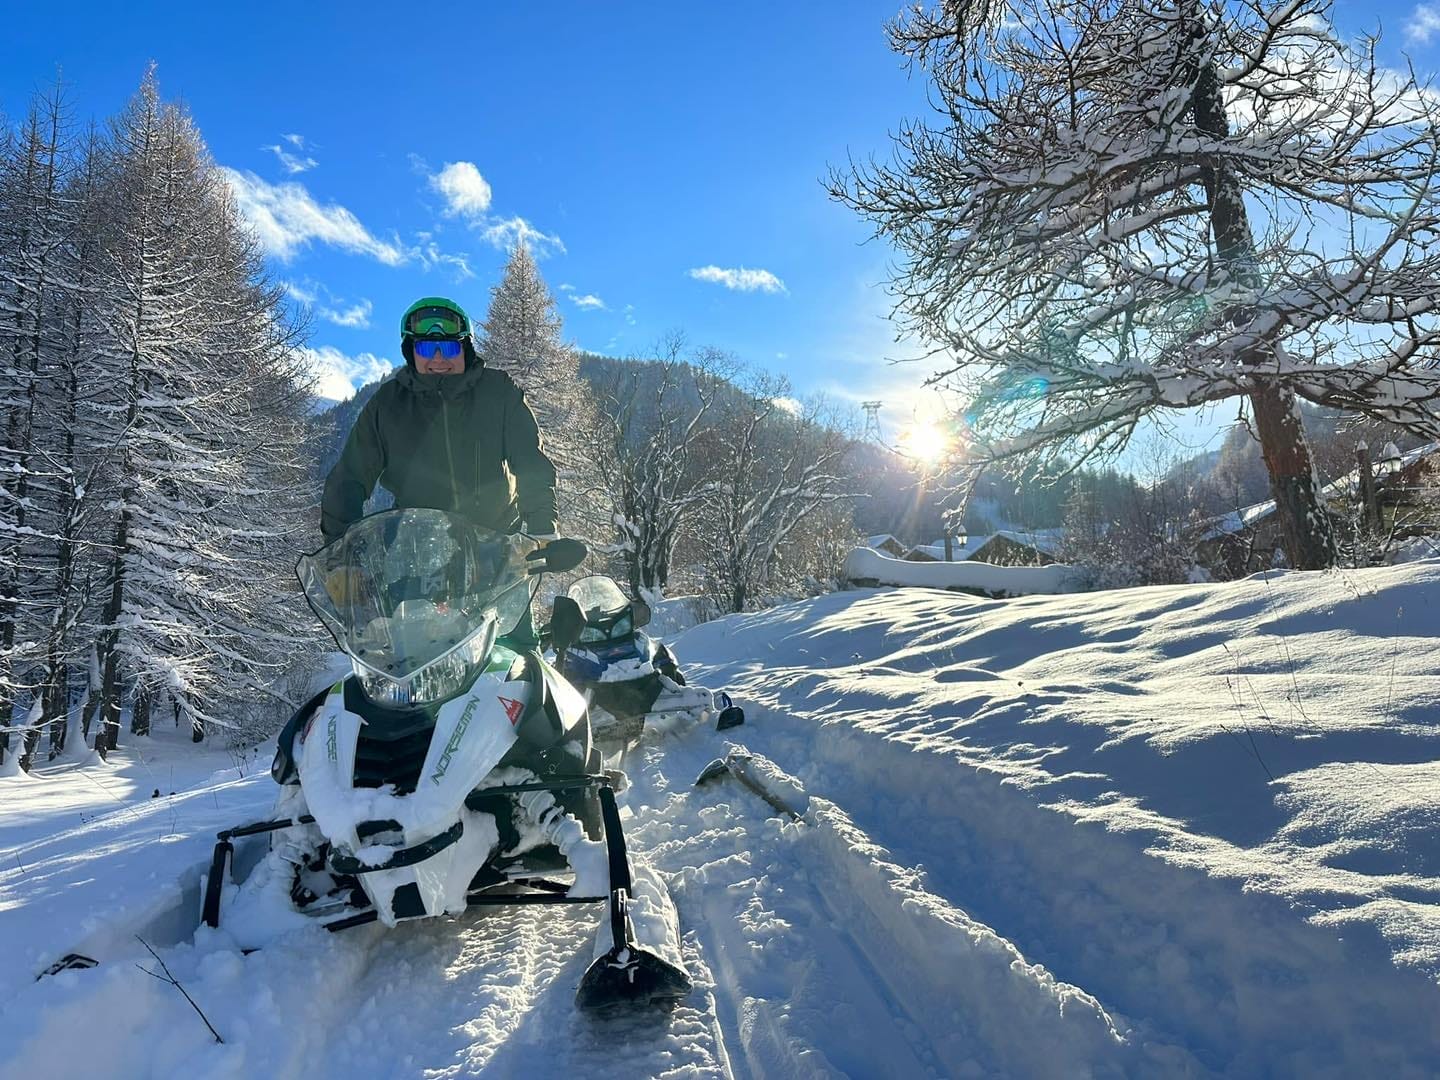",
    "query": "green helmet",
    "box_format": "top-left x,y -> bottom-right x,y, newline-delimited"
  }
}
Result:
399,296 -> 476,369
400,296 -> 472,340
